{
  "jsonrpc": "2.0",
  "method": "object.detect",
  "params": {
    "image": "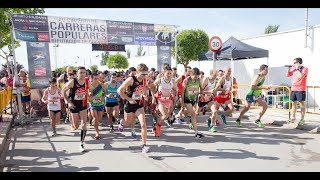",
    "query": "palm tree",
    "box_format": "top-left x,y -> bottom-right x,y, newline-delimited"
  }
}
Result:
265,25 -> 280,34
100,52 -> 110,66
